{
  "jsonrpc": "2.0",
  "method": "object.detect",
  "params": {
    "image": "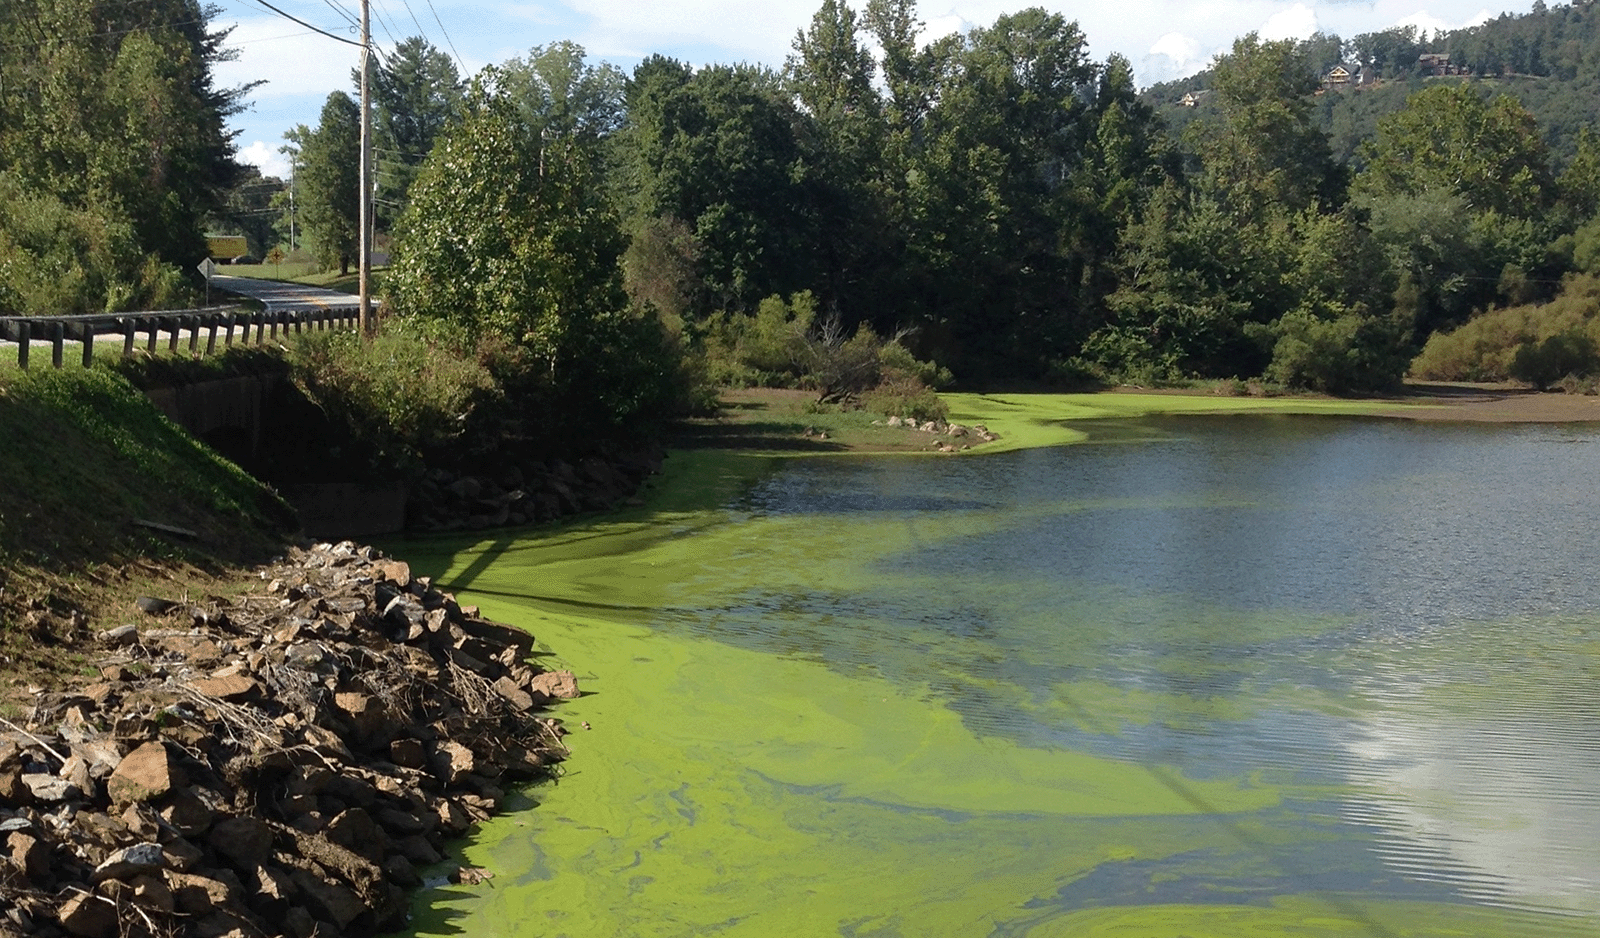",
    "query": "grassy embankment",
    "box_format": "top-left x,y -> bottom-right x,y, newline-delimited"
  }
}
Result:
0,368 -> 292,709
